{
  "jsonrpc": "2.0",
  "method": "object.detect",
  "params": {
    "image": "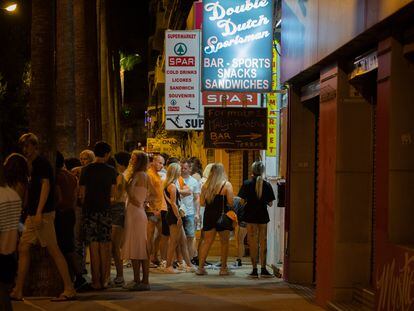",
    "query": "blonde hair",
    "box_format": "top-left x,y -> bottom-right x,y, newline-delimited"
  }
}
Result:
125,150 -> 148,184
80,149 -> 95,164
252,161 -> 265,199
204,163 -> 227,204
164,162 -> 181,189
202,163 -> 214,179
18,133 -> 39,147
